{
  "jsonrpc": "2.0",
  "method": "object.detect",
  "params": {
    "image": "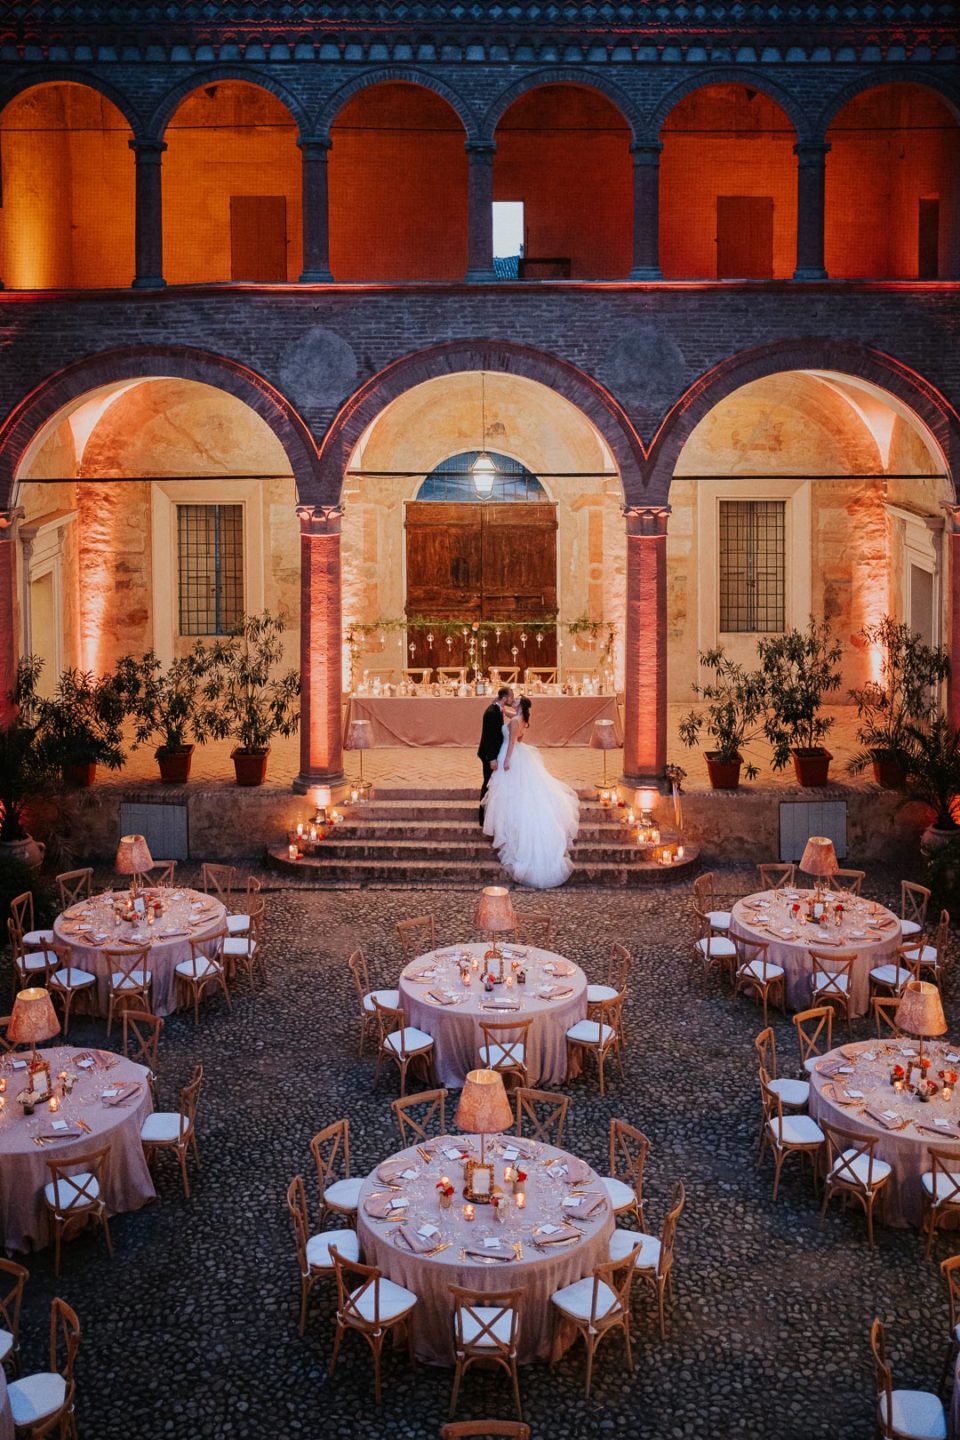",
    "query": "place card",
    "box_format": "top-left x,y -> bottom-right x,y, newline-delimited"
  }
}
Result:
838,1066 -> 854,1074
442,1145 -> 466,1160
482,1236 -> 502,1249
399,1168 -> 418,1181
51,1119 -> 68,1131
862,1052 -> 877,1061
11,1060 -> 26,1070
102,1088 -> 118,1099
417,1224 -> 439,1239
76,1058 -> 94,1070
387,1197 -> 408,1211
538,1223 -> 560,1235
882,1110 -> 898,1121
947,1053 -> 960,1064
846,1089 -> 865,1099
502,1146 -> 519,1162
935,1118 -> 951,1128
901,1047 -> 918,1057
